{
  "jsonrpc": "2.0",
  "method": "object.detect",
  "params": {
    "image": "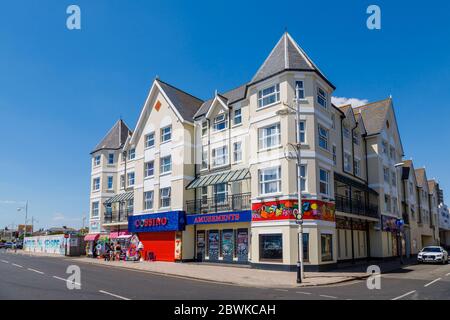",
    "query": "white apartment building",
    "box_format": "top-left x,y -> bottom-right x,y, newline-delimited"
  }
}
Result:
87,32 -> 442,270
